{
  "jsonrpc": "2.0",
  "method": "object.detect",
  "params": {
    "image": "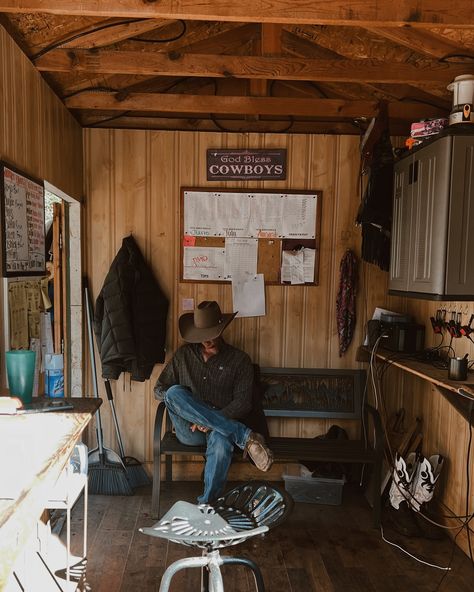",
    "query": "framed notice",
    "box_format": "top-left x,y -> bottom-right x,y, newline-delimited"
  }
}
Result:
0,162 -> 46,277
180,187 -> 322,285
